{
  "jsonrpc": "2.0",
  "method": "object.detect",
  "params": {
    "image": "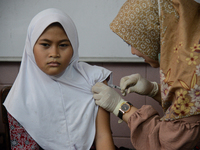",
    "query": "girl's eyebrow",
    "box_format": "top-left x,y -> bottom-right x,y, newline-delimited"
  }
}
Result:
39,39 -> 70,42
60,39 -> 70,42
